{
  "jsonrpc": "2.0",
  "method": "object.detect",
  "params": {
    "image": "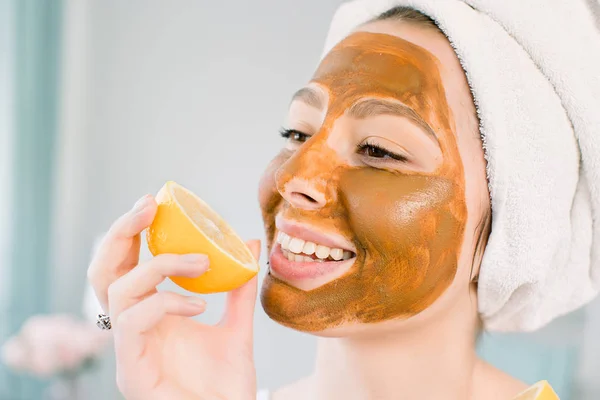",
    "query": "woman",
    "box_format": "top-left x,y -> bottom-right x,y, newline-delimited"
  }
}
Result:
87,1 -> 600,399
